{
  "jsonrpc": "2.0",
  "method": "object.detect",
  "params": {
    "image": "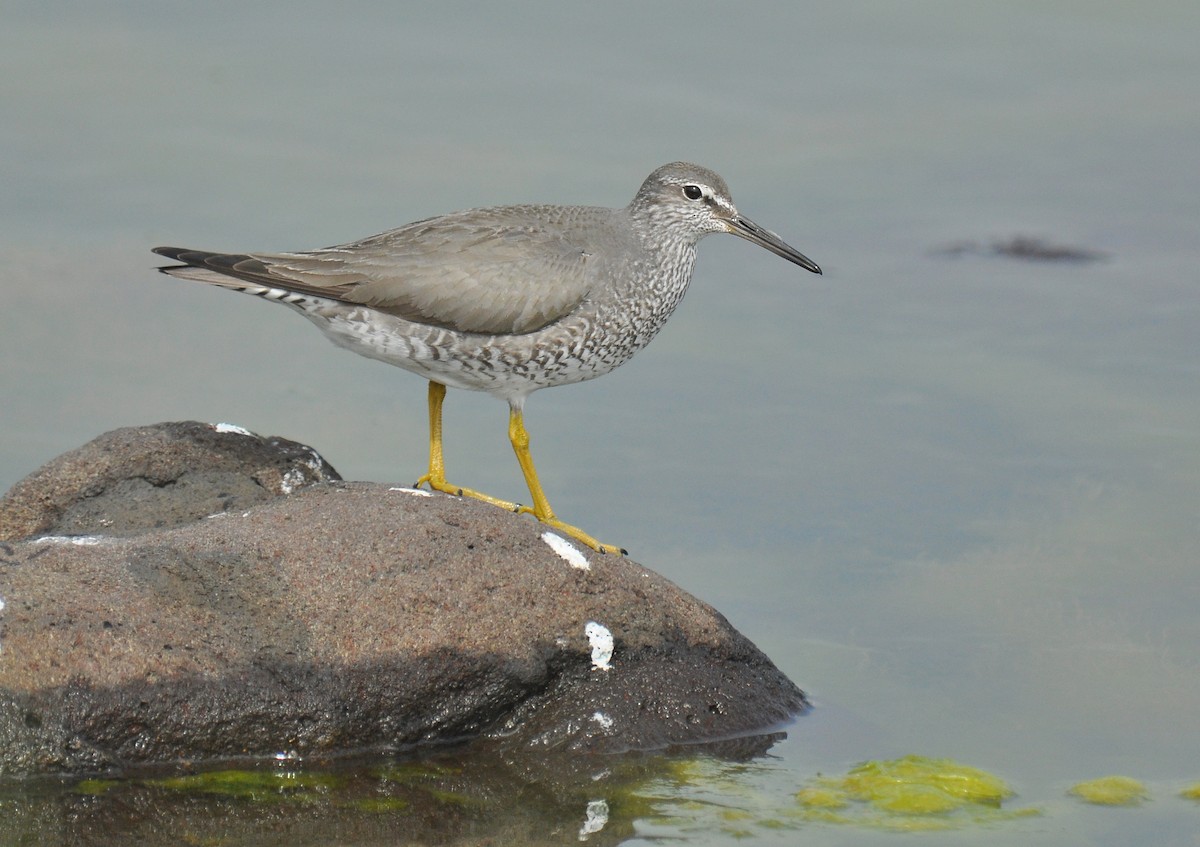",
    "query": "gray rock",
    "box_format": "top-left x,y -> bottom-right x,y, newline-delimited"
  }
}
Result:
0,424 -> 807,777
